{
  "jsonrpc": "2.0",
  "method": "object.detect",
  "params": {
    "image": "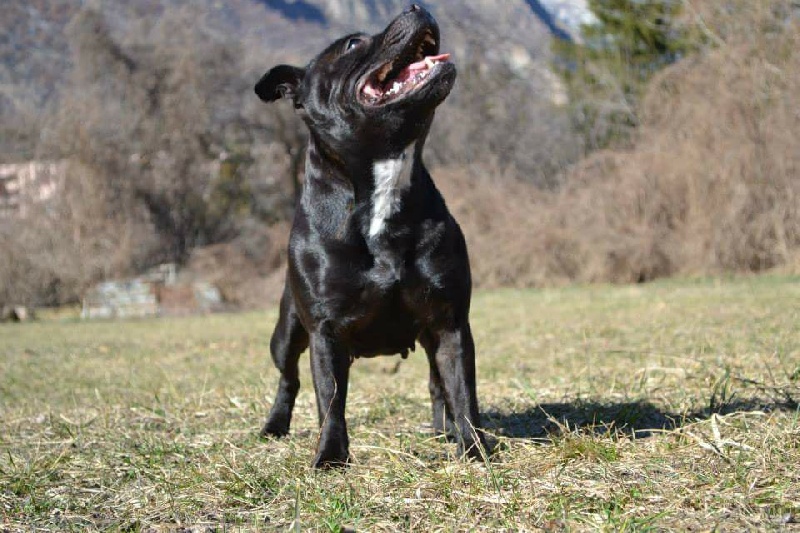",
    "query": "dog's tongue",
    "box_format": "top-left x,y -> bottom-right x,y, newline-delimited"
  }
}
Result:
406,53 -> 451,72
393,53 -> 450,85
